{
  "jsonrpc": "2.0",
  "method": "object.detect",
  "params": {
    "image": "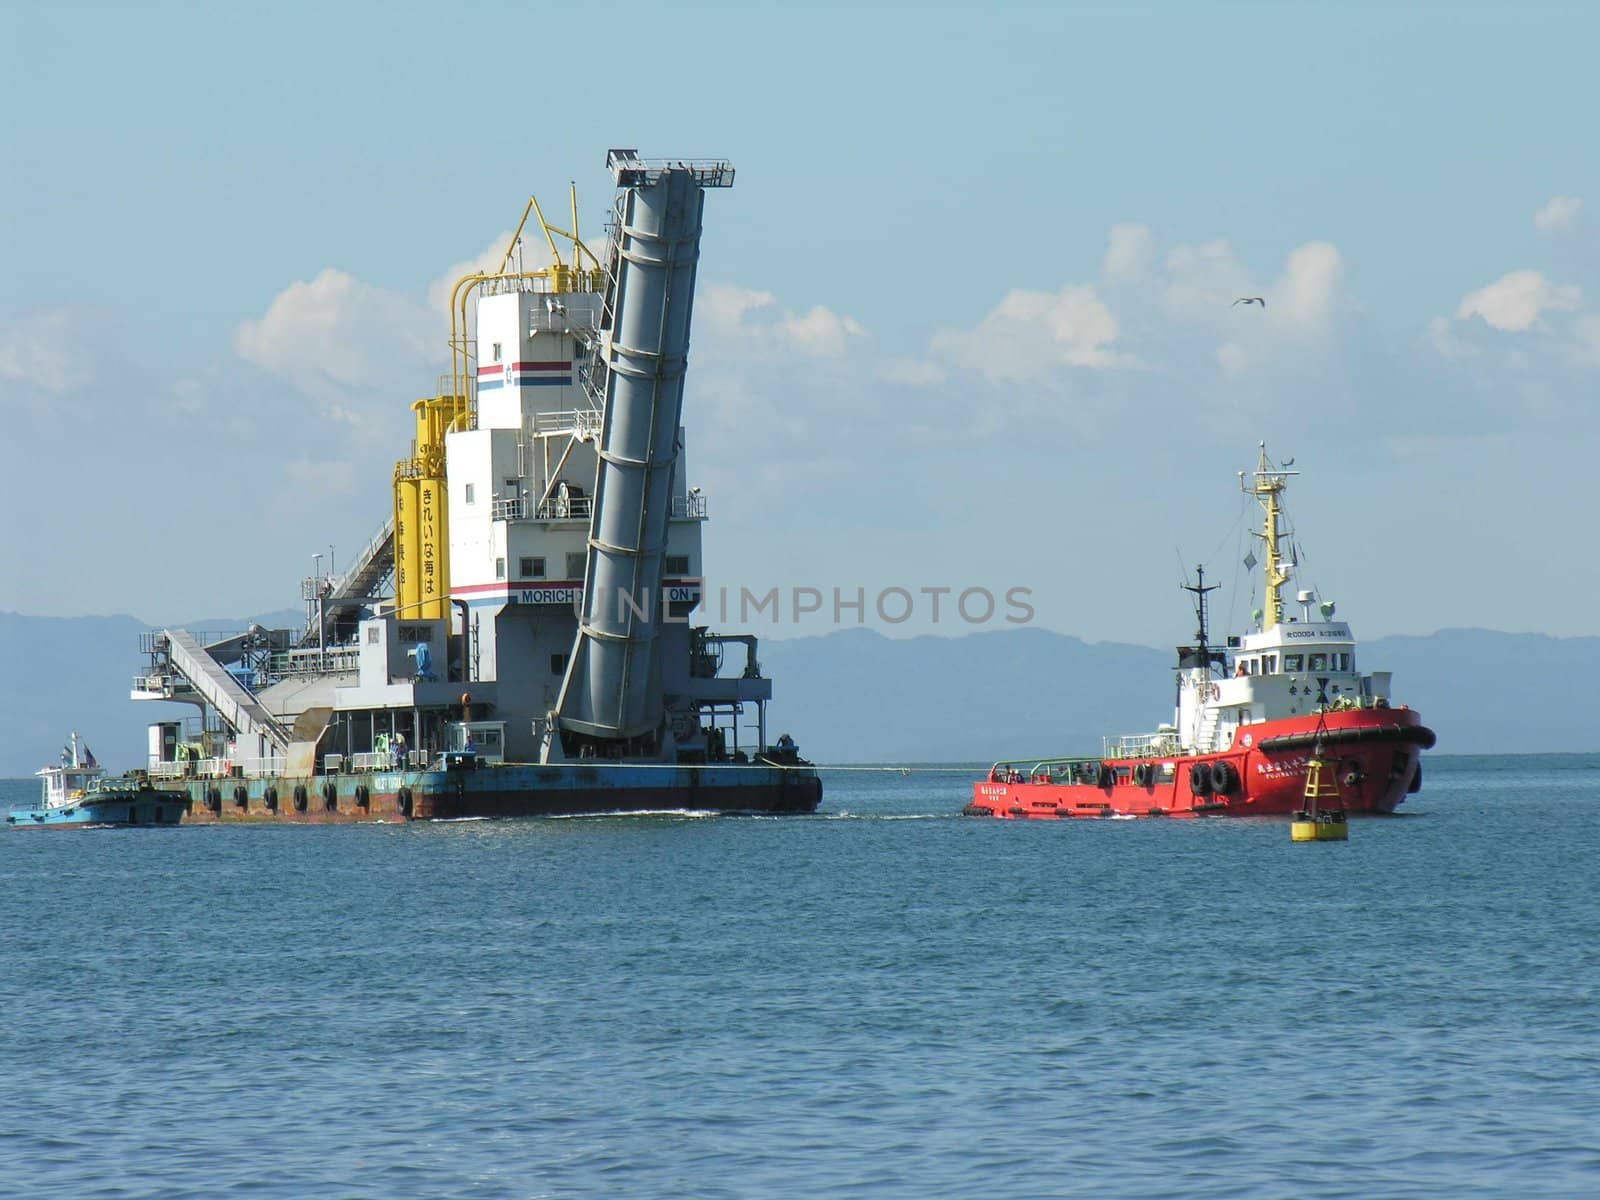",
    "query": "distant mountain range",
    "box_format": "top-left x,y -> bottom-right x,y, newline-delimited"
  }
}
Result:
1,613 -> 1591,775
